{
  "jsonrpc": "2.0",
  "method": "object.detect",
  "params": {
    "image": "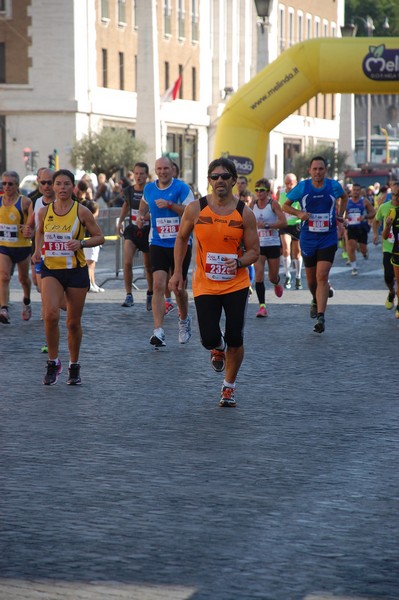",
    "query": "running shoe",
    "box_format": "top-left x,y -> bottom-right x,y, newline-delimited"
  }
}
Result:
43,359 -> 62,386
284,275 -> 291,289
328,284 -> 335,298
256,304 -> 268,318
178,315 -> 192,344
351,267 -> 358,276
22,302 -> 32,321
90,283 -> 104,293
150,328 -> 166,348
165,301 -> 176,315
146,293 -> 153,311
67,363 -> 82,385
295,278 -> 302,290
41,344 -> 48,354
396,307 -> 399,320
210,348 -> 225,372
385,292 -> 395,310
121,293 -> 134,307
310,300 -> 317,319
313,315 -> 325,334
342,250 -> 348,259
363,252 -> 369,260
219,386 -> 236,407
274,280 -> 284,298
0,306 -> 10,324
